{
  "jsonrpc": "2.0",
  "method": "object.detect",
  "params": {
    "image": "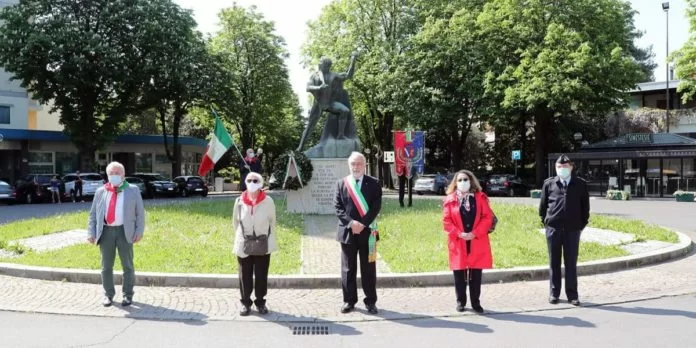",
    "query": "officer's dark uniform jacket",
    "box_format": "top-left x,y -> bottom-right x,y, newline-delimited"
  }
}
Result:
539,175 -> 590,232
